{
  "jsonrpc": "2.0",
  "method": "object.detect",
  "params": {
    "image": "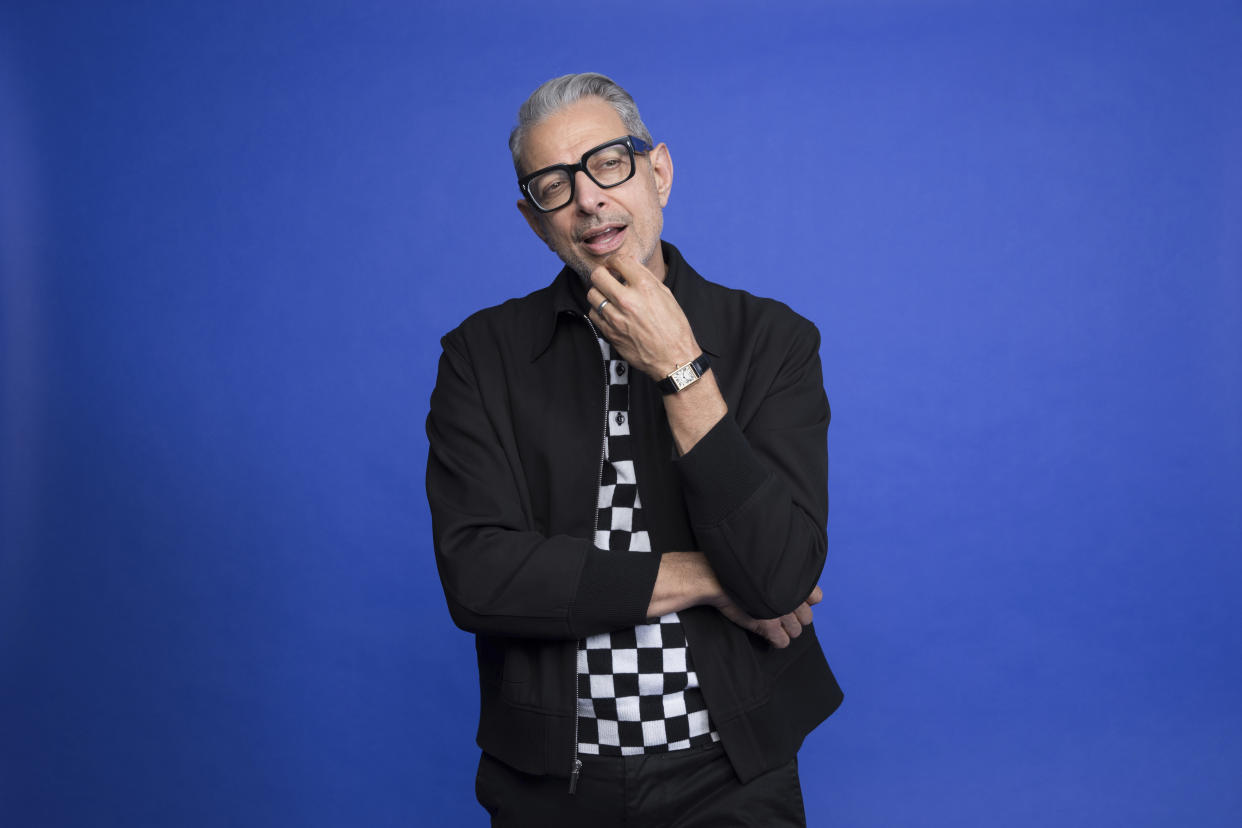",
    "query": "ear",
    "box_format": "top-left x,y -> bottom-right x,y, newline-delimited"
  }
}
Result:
517,198 -> 549,246
648,142 -> 674,207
